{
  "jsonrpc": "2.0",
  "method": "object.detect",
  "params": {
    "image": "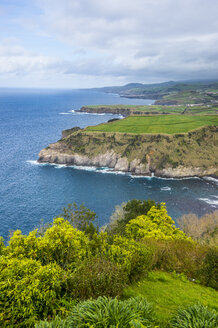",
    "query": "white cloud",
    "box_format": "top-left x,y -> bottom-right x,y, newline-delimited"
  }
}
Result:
1,0 -> 218,87
35,0 -> 218,82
